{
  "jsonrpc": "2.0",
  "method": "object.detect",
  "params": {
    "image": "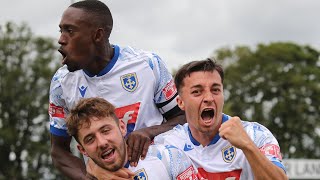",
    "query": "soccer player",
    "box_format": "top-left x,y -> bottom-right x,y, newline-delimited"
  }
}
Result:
154,58 -> 288,180
66,97 -> 197,180
49,0 -> 185,179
